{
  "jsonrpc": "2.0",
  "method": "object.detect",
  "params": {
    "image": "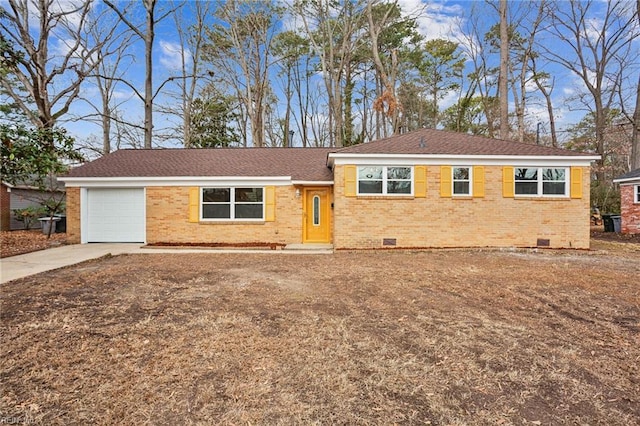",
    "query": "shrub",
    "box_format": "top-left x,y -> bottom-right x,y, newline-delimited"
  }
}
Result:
12,206 -> 46,230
